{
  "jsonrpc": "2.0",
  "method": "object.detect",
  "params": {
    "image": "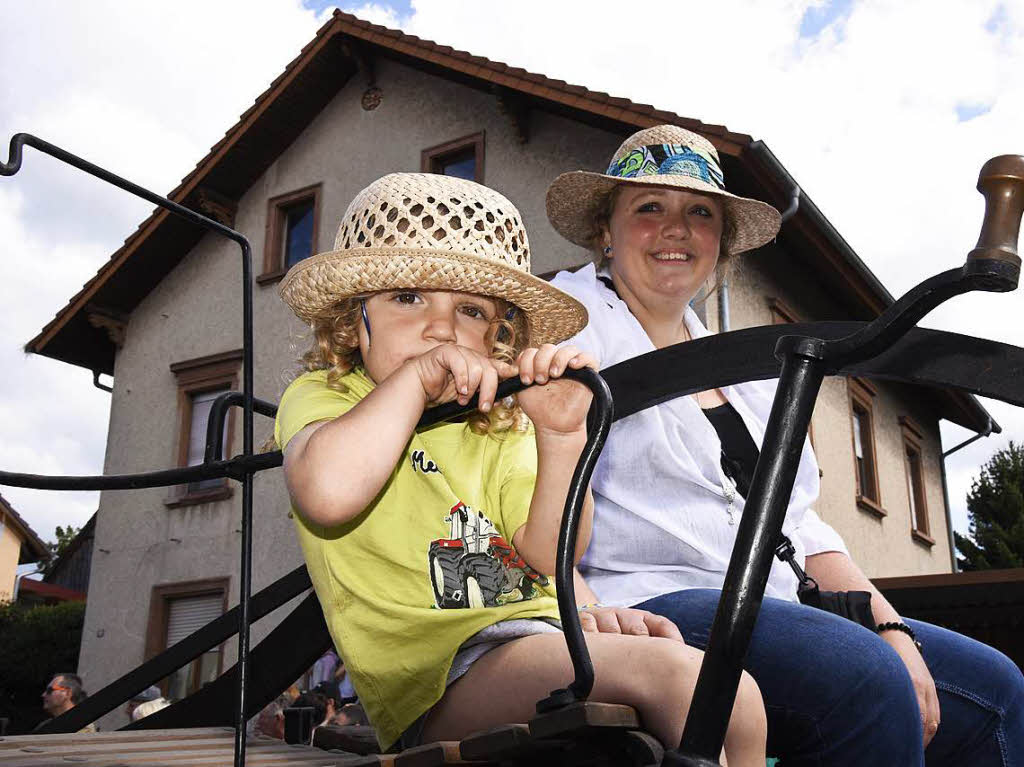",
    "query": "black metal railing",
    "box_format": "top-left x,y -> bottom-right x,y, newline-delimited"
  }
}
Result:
3,134 -> 1022,766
